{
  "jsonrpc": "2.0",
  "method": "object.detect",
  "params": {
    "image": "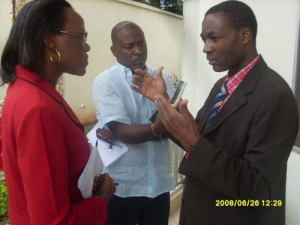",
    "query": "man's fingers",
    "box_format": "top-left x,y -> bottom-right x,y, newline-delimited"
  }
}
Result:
132,74 -> 144,84
131,85 -> 142,94
155,95 -> 169,110
134,68 -> 151,79
155,67 -> 164,80
133,68 -> 146,76
155,95 -> 177,122
131,78 -> 142,87
178,100 -> 189,114
155,96 -> 167,121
